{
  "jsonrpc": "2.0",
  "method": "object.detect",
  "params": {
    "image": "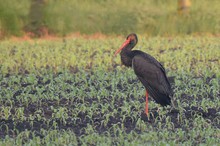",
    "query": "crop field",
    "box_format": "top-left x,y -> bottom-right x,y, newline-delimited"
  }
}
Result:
0,36 -> 220,145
